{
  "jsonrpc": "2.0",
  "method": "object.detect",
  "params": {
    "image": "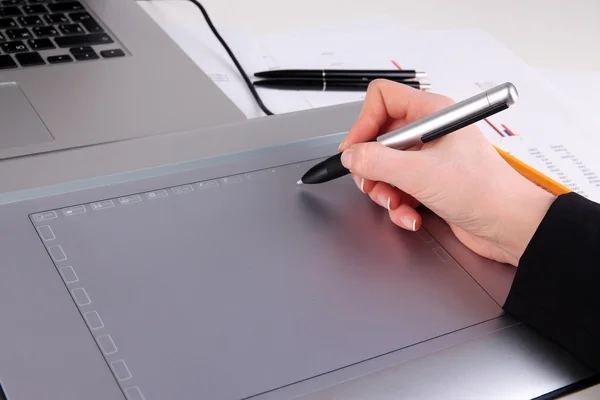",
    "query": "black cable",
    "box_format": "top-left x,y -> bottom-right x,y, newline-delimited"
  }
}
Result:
188,0 -> 274,116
